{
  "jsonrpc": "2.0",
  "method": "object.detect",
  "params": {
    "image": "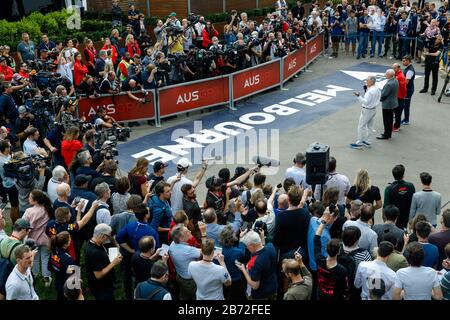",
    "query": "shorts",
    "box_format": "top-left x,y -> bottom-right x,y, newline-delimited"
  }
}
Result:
345,33 -> 357,44
331,36 -> 341,43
